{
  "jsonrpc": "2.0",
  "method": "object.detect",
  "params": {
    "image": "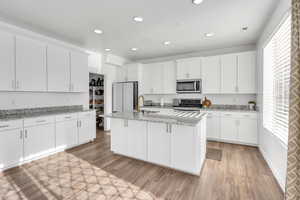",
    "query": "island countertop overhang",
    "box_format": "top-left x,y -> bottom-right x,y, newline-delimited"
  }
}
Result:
105,112 -> 207,127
